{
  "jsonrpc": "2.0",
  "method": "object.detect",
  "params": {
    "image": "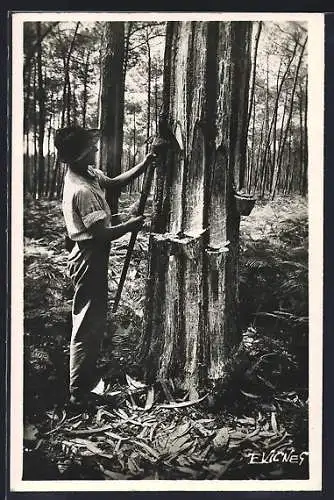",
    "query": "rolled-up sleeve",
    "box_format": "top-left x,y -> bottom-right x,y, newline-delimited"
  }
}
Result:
75,189 -> 108,229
